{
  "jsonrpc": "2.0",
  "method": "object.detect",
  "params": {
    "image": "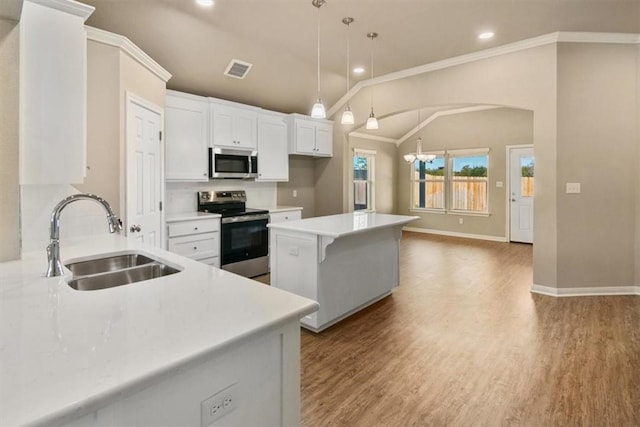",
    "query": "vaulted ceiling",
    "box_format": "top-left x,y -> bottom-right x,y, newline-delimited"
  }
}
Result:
5,0 -> 640,139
